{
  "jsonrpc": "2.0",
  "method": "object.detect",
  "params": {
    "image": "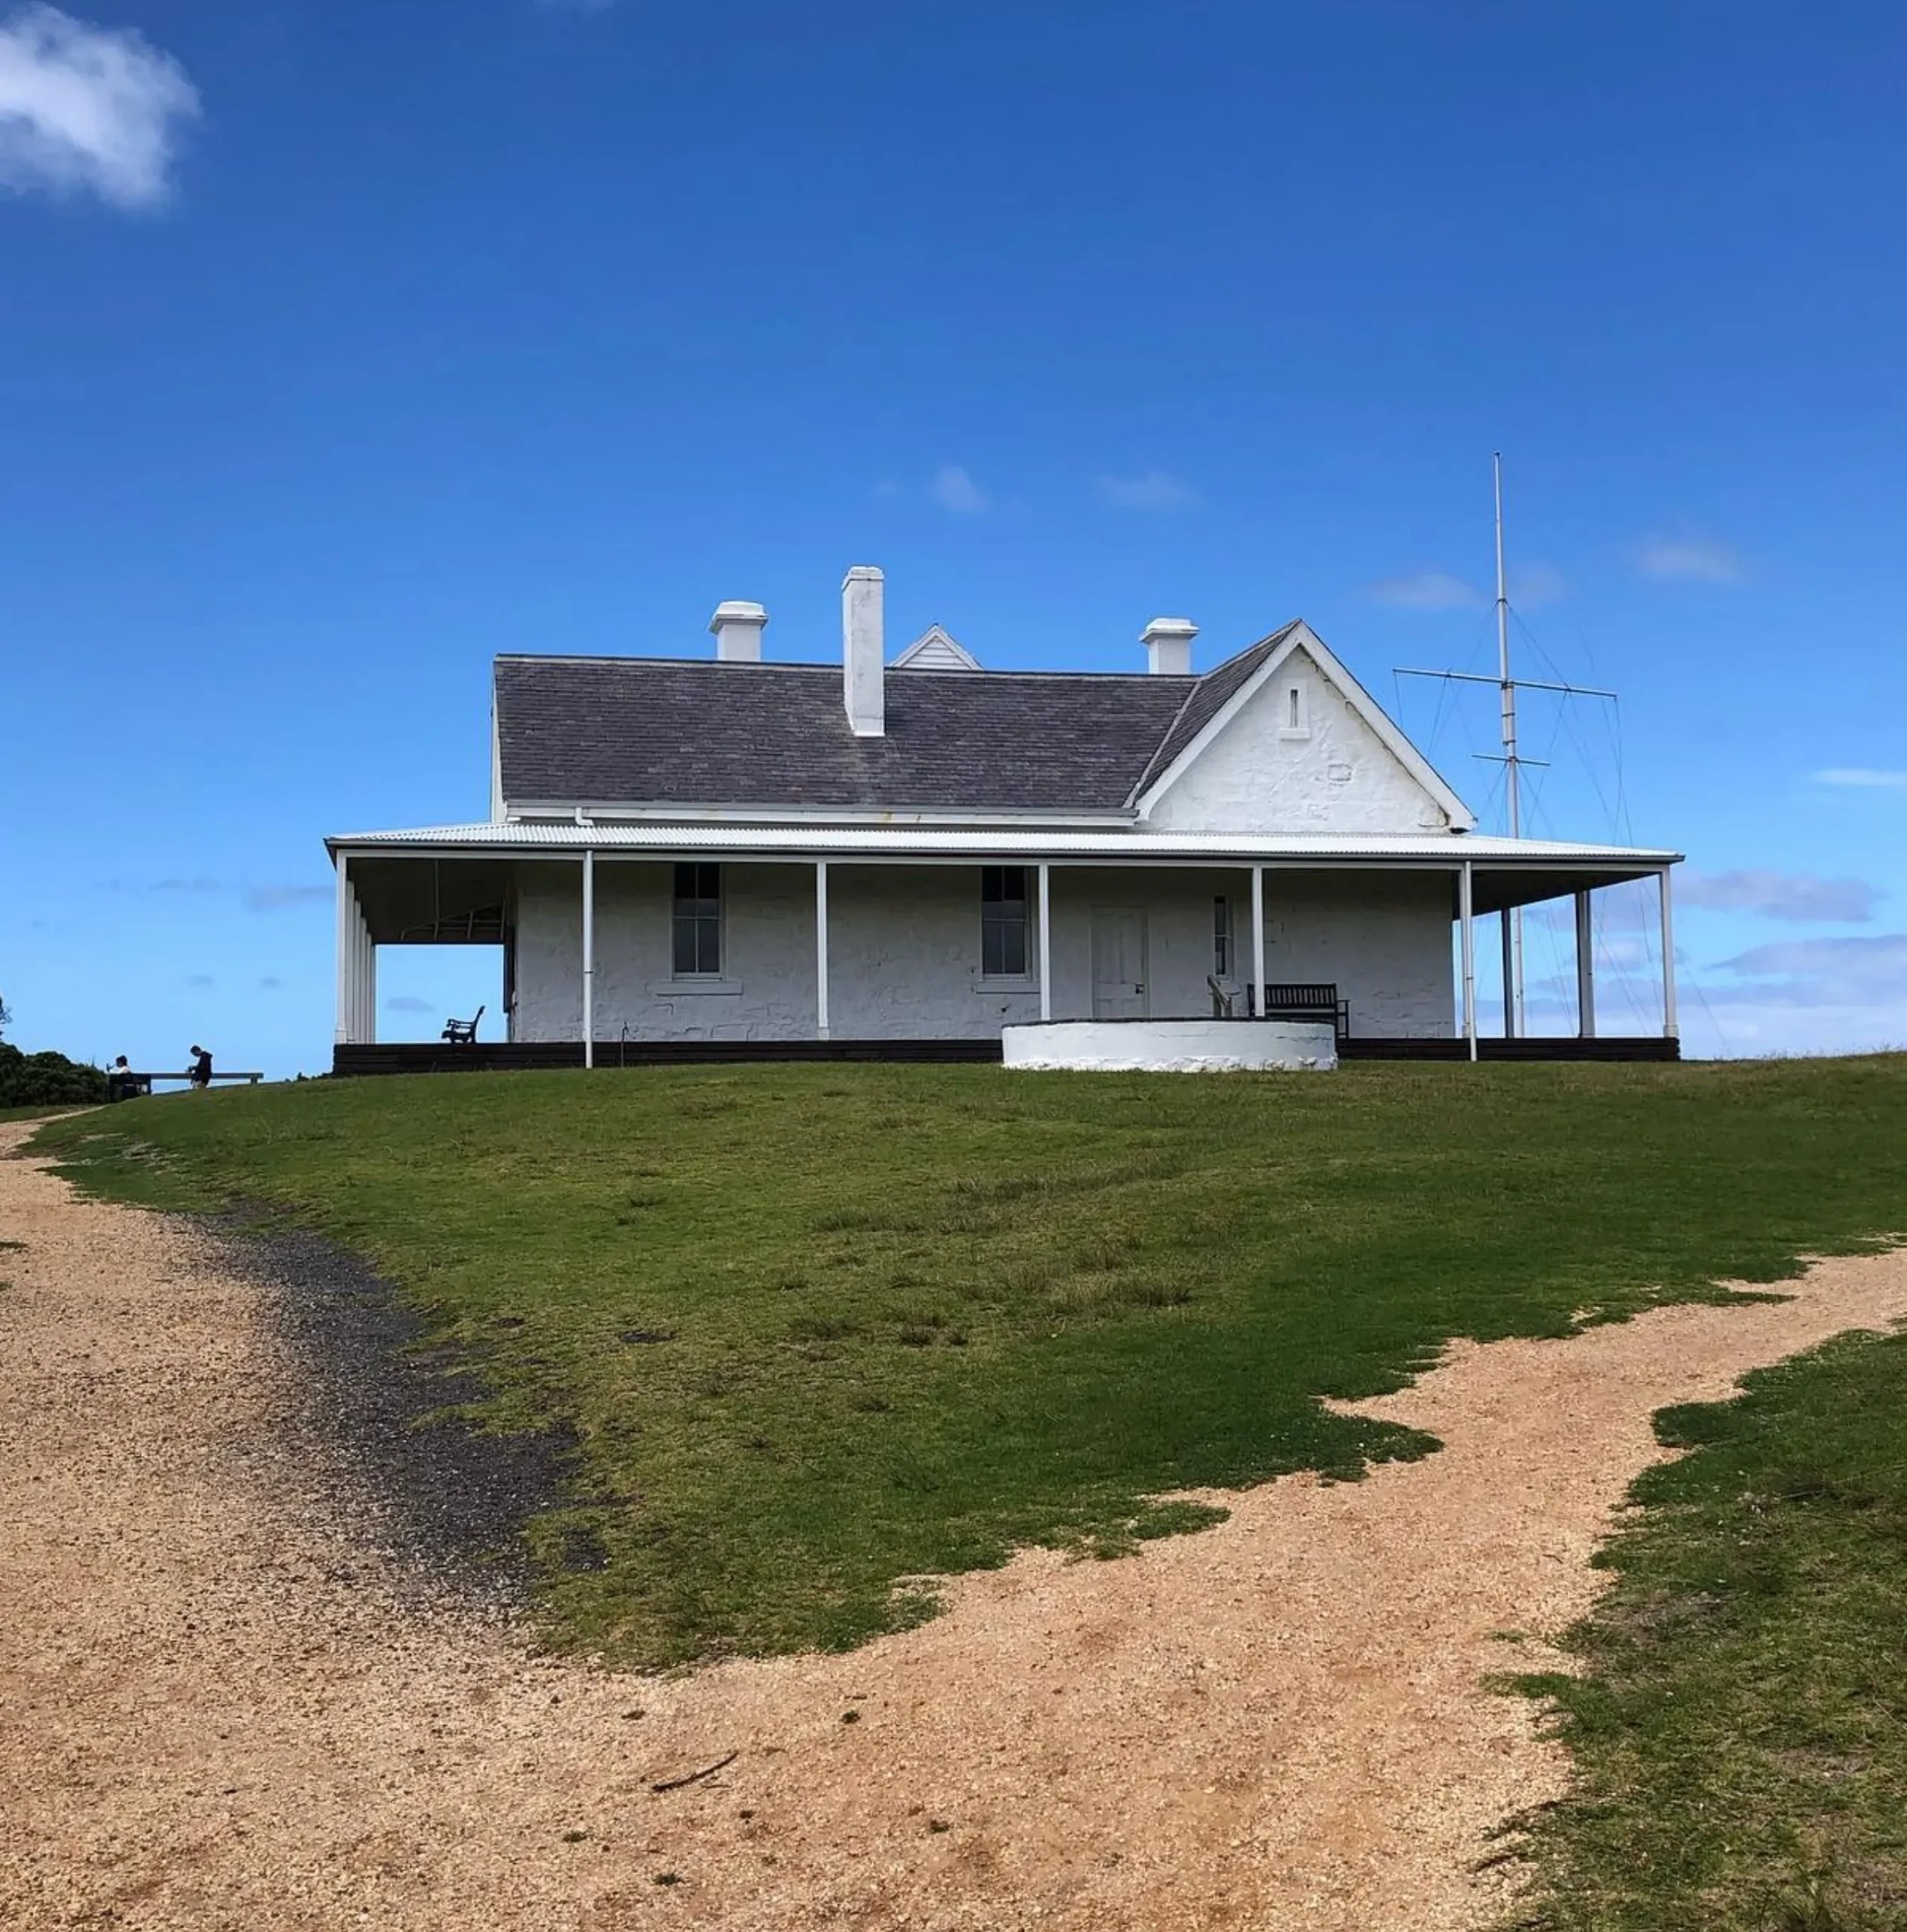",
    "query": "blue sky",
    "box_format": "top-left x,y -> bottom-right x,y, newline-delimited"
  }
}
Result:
3,0 -> 1904,1074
